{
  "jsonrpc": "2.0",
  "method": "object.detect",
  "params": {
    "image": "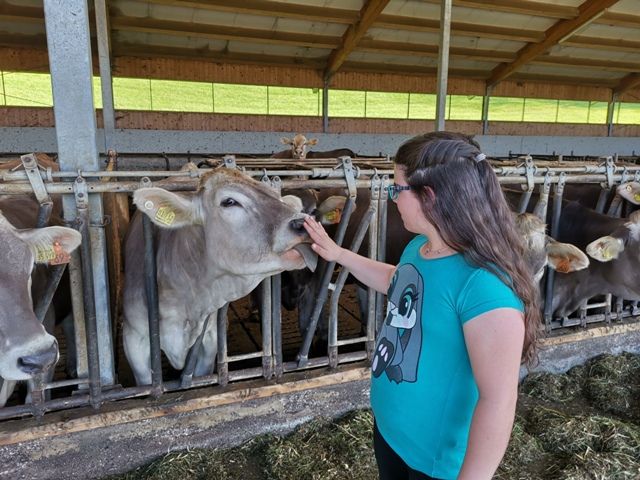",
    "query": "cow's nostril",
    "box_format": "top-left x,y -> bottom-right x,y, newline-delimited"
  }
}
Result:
17,344 -> 58,375
289,217 -> 306,232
